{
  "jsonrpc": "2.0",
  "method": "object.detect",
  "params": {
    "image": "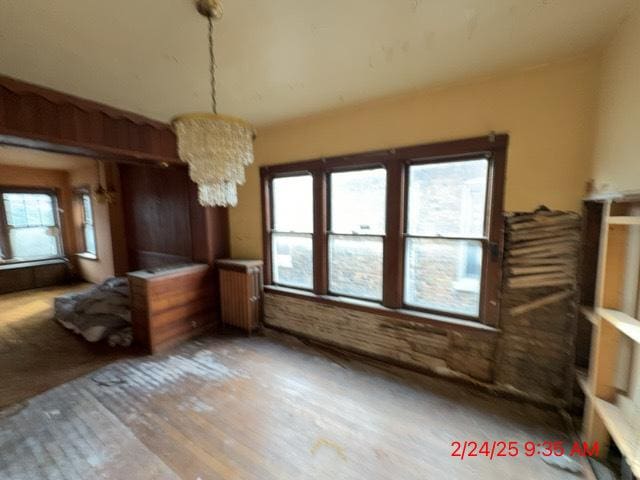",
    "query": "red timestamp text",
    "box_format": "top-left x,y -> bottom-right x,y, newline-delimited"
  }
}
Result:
450,440 -> 599,460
